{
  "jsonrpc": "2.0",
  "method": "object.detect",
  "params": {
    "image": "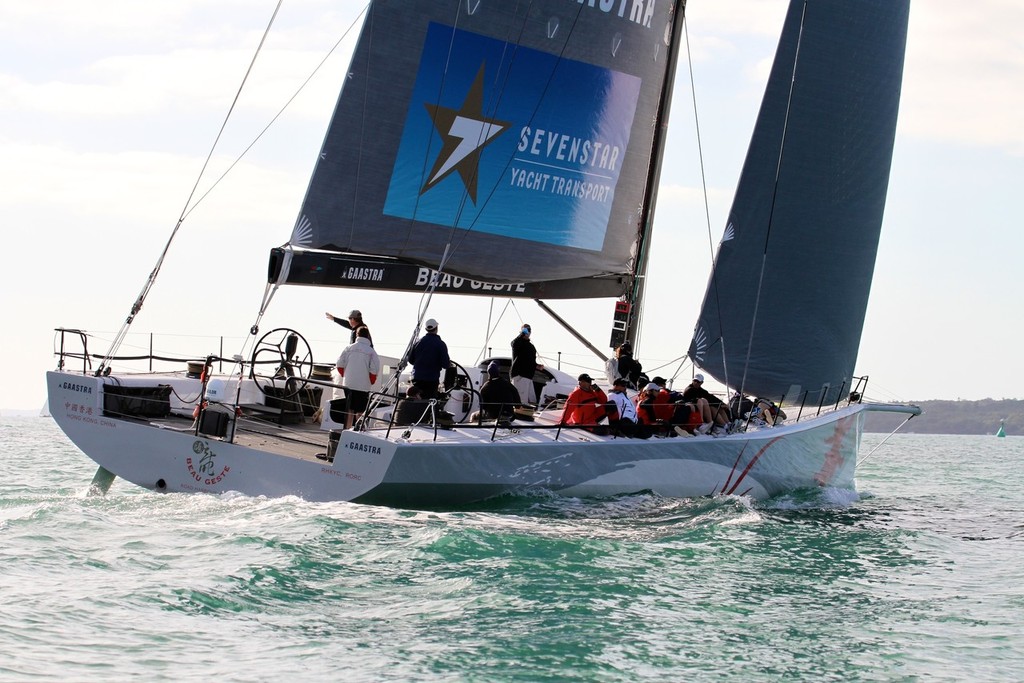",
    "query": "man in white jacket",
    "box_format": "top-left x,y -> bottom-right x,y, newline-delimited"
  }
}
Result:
336,327 -> 380,429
